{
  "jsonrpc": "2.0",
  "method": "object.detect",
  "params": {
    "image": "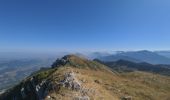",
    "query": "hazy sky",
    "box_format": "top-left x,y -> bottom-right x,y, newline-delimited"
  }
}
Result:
0,0 -> 170,52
